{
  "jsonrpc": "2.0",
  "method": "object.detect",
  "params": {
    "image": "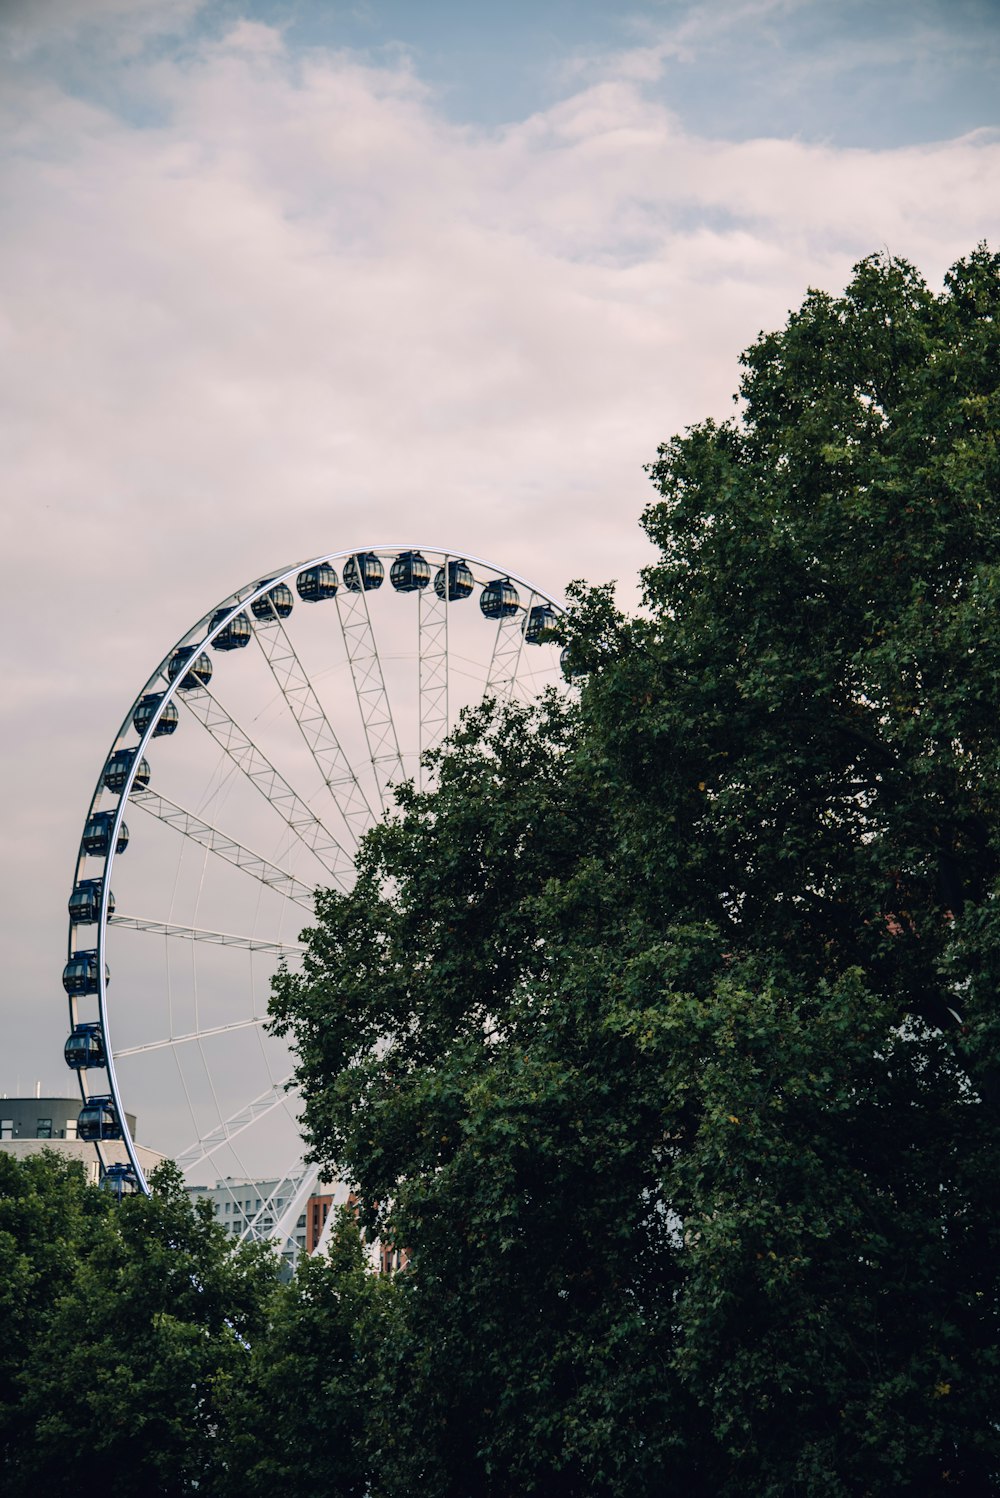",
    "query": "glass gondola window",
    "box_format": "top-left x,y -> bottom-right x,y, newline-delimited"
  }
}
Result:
343,552 -> 384,592
524,603 -> 558,644
560,644 -> 588,678
103,749 -> 151,795
82,811 -> 128,857
209,608 -> 252,650
64,1023 -> 106,1070
132,693 -> 178,738
69,879 -> 114,925
295,564 -> 339,602
250,580 -> 294,619
480,577 -> 520,619
62,952 -> 109,996
433,558 -> 475,601
167,646 -> 213,691
77,1097 -> 121,1142
100,1162 -> 140,1198
389,550 -> 432,593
